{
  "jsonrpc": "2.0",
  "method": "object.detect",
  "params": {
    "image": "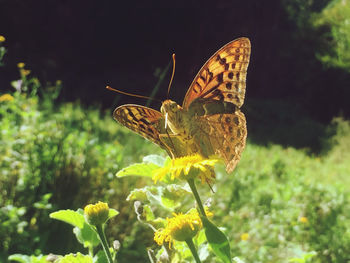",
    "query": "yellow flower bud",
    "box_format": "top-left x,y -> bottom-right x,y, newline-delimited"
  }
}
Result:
84,201 -> 109,226
17,62 -> 25,68
0,94 -> 14,102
